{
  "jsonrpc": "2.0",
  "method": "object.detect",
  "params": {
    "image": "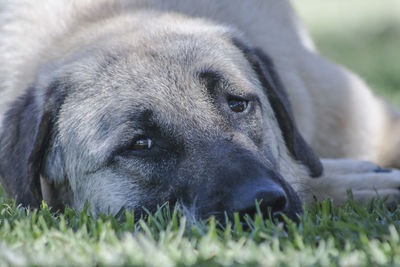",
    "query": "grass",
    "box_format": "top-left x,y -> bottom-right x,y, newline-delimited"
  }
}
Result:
1,1 -> 400,266
1,188 -> 400,266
